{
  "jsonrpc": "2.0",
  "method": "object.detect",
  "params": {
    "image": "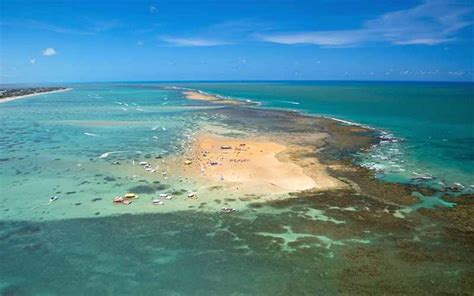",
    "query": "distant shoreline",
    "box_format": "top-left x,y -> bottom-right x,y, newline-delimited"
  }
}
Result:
0,88 -> 73,104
